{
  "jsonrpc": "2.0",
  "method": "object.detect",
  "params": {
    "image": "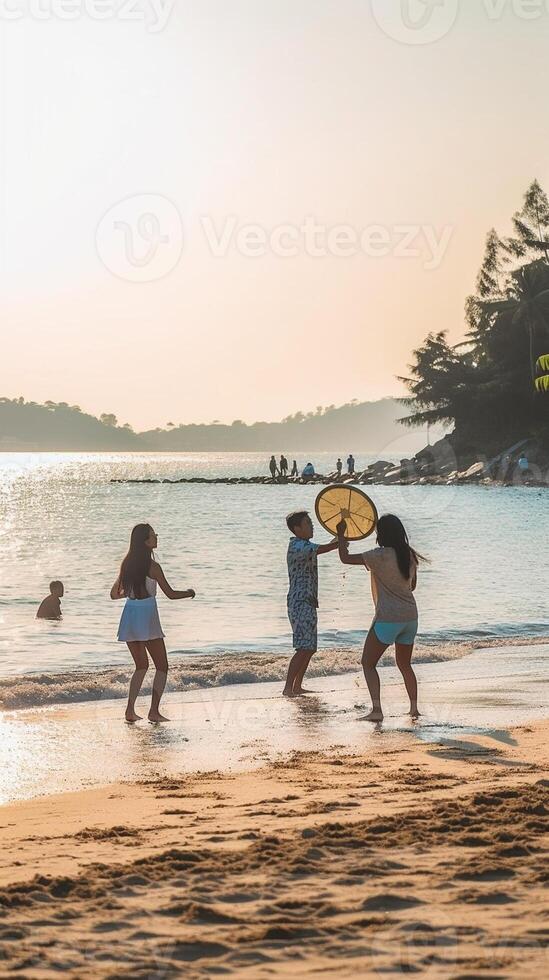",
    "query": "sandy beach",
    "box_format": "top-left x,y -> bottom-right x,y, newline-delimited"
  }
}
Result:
0,646 -> 547,978
0,723 -> 546,978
